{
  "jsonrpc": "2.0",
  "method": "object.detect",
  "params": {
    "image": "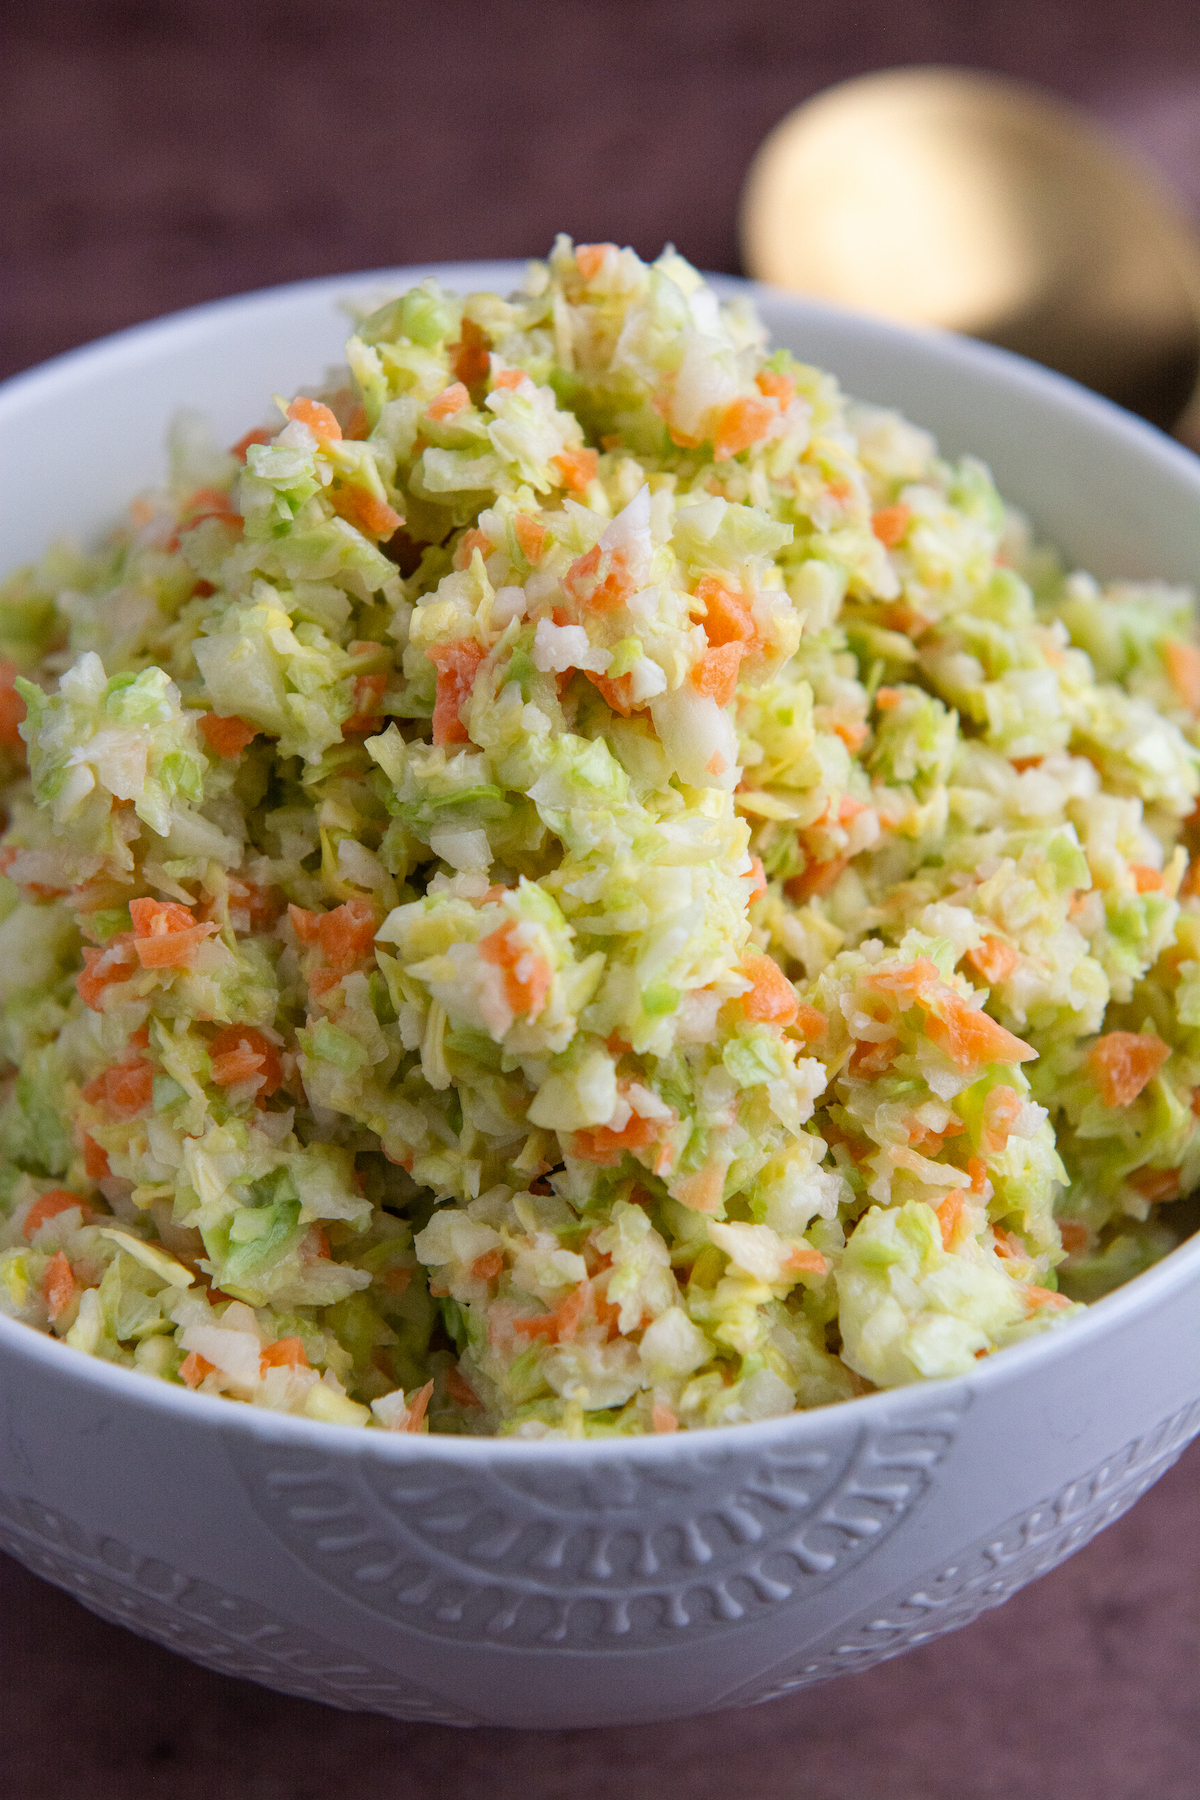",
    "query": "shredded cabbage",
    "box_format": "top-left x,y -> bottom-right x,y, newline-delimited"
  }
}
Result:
1,236 -> 1197,1438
